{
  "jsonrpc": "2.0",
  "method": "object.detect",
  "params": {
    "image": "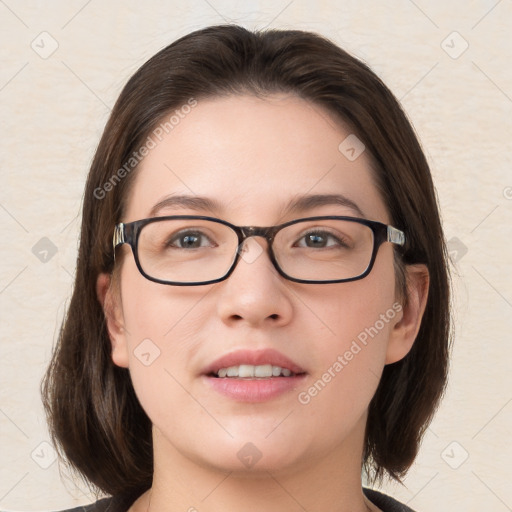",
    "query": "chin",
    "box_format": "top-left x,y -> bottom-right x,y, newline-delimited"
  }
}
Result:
179,431 -> 310,476
207,447 -> 305,476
